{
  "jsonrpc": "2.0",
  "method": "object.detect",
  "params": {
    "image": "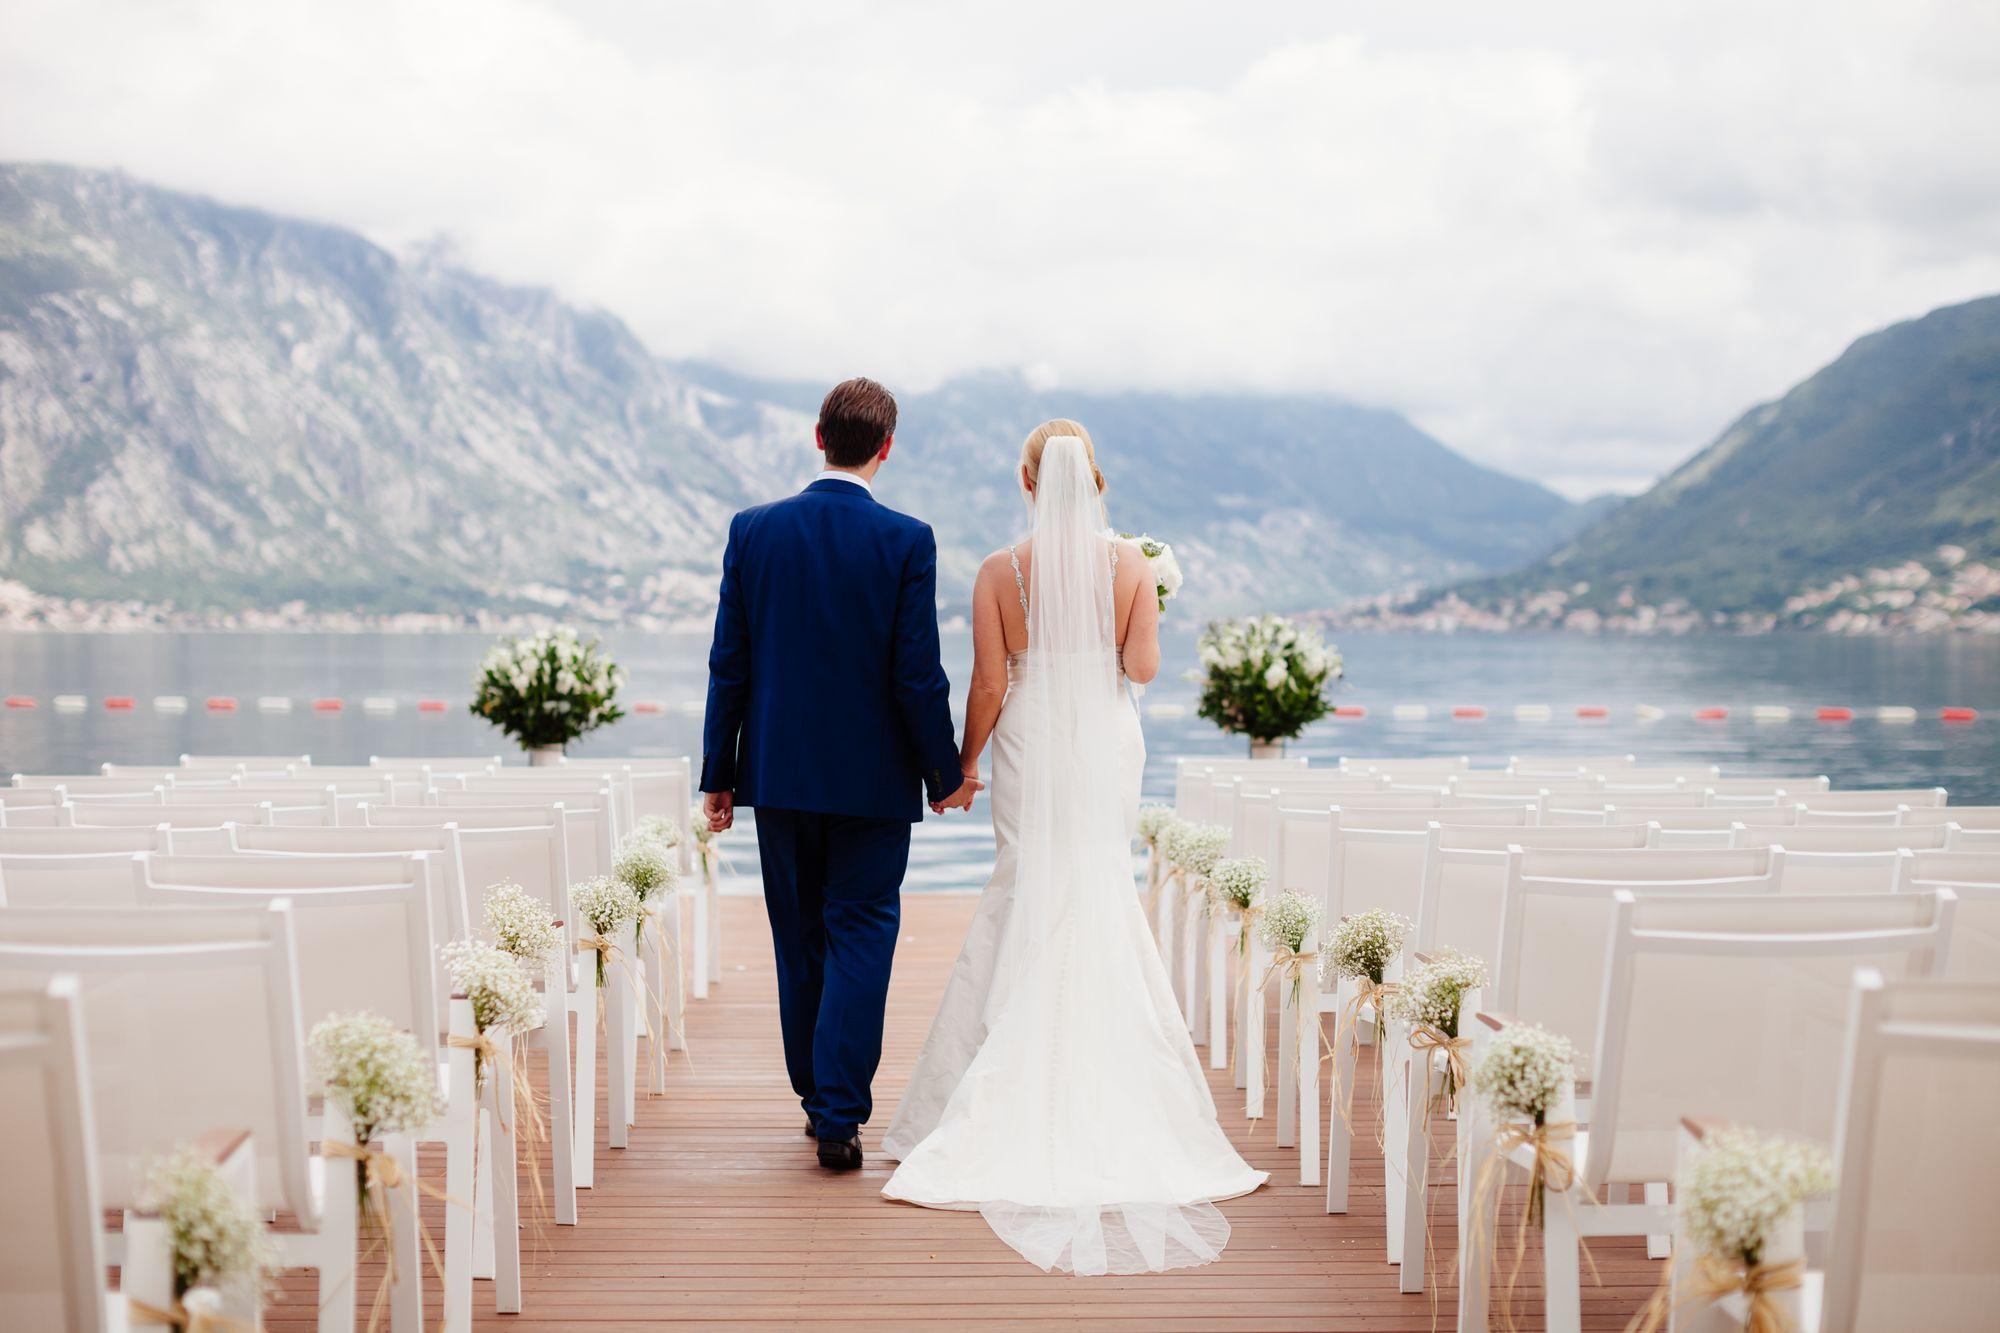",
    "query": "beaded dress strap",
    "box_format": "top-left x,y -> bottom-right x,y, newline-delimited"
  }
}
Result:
1007,544 -> 1029,614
